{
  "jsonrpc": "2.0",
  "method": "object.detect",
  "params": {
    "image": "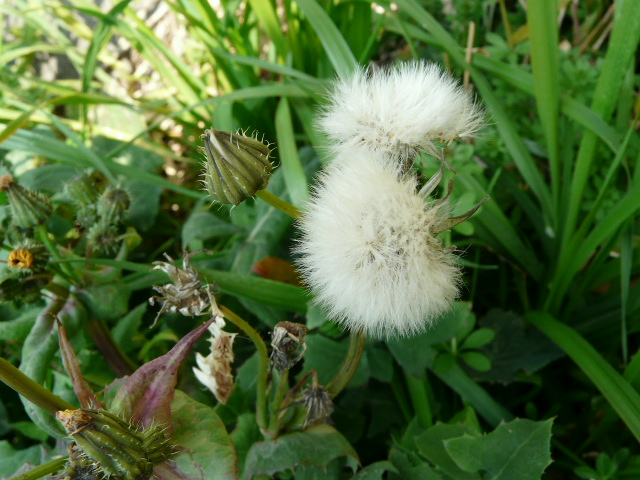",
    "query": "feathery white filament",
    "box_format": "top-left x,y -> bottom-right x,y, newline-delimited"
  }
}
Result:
295,152 -> 460,339
318,61 -> 483,162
